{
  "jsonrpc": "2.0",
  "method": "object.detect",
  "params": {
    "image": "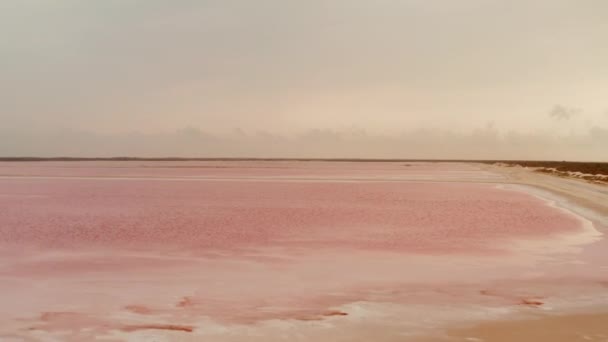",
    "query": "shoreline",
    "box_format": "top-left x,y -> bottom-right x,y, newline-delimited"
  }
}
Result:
410,164 -> 608,341
485,164 -> 608,225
